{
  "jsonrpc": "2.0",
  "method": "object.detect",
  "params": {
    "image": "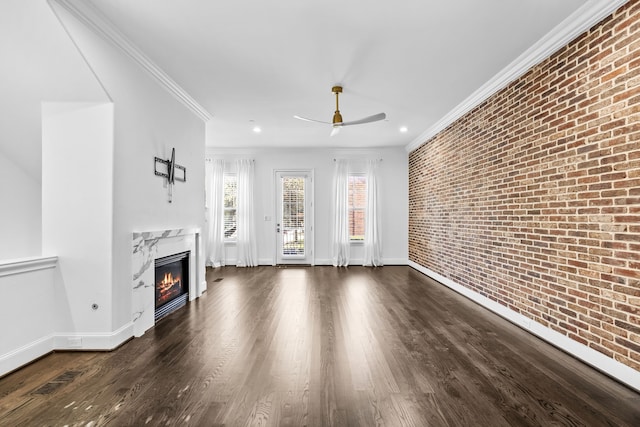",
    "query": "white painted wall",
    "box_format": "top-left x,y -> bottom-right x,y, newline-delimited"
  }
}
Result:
206,147 -> 408,265
0,0 -> 108,259
50,1 -> 206,333
1,0 -> 405,375
42,102 -> 114,335
0,258 -> 57,376
0,0 -> 207,368
0,154 -> 41,258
